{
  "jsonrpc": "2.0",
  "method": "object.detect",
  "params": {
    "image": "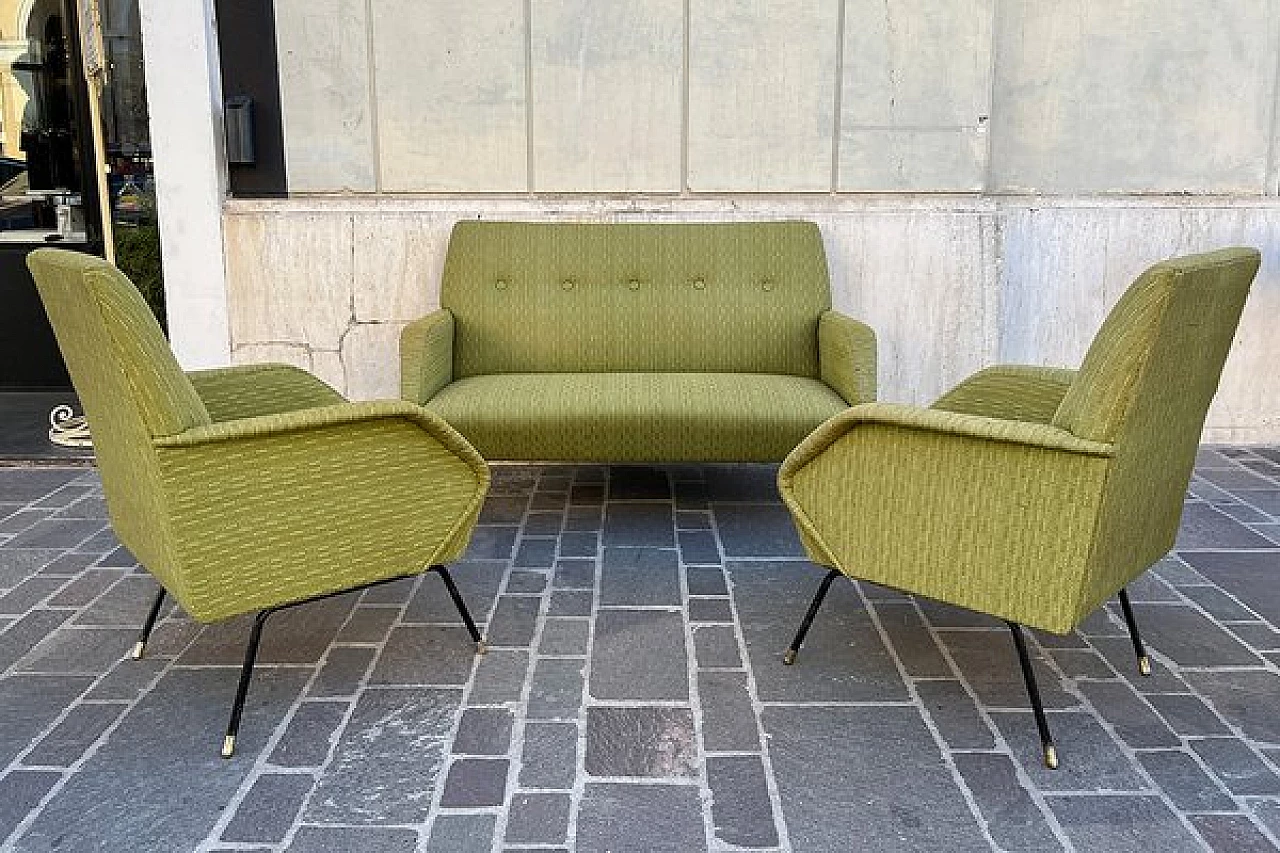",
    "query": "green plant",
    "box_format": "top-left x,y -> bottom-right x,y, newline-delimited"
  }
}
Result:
114,224 -> 165,330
